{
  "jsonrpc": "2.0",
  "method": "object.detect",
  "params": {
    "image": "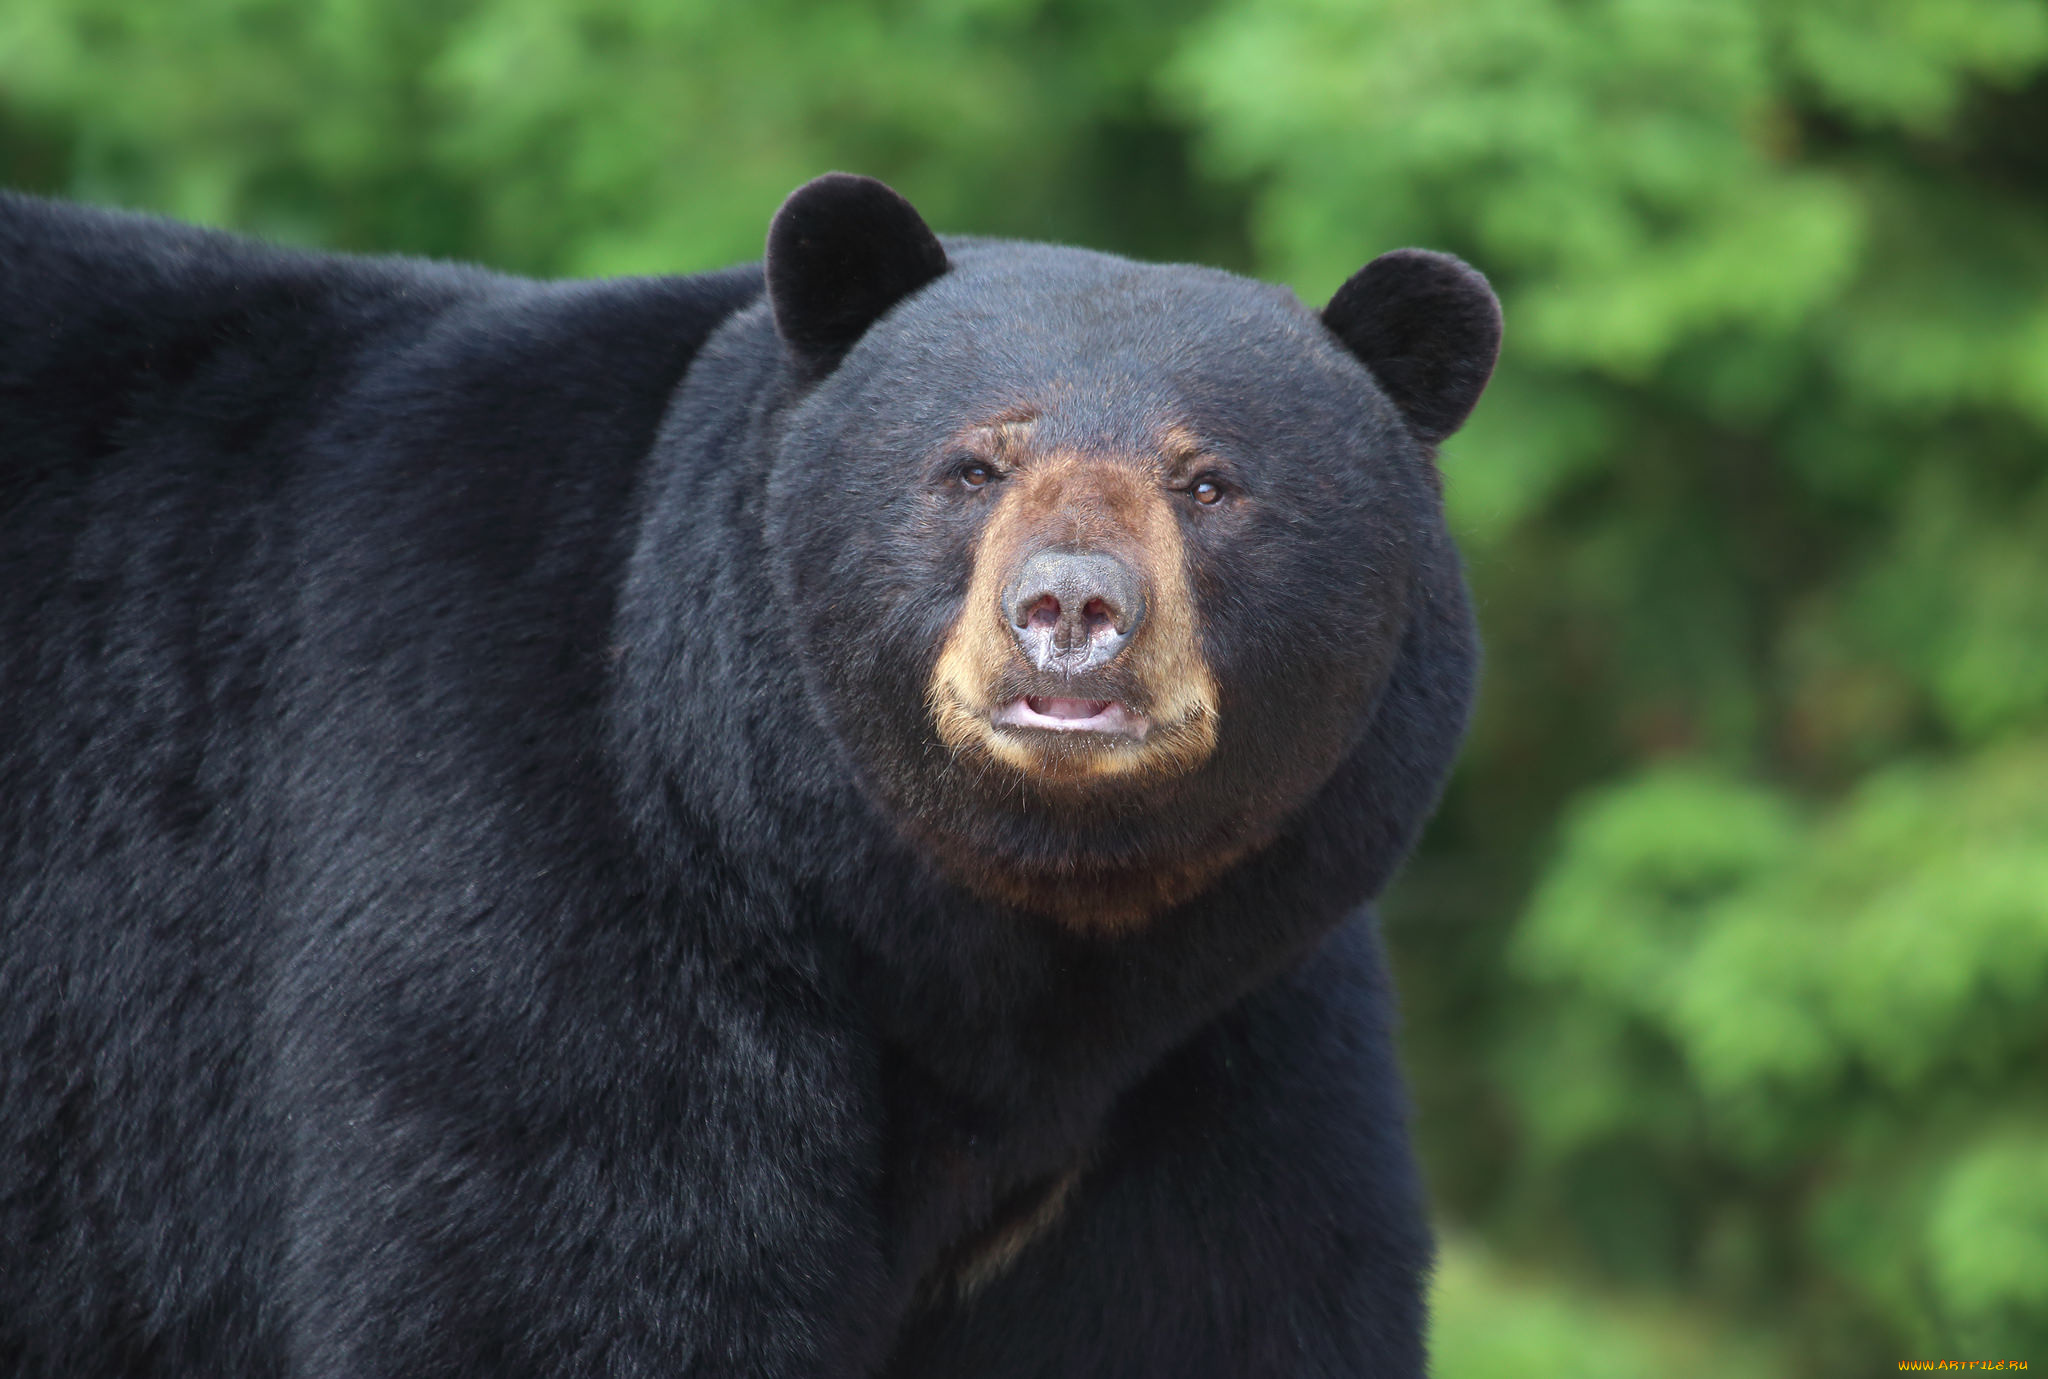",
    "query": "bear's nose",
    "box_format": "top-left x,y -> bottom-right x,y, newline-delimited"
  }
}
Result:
1001,548 -> 1146,672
